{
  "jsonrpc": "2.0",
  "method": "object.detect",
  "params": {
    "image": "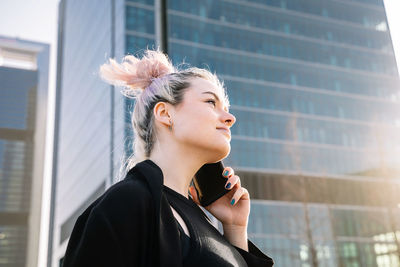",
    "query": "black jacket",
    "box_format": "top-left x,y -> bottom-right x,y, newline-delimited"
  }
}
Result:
62,159 -> 274,266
